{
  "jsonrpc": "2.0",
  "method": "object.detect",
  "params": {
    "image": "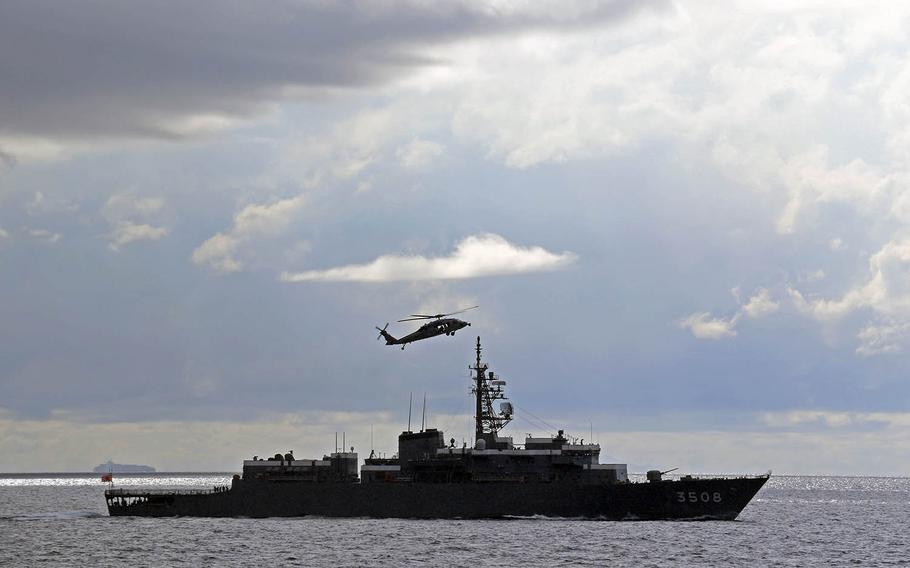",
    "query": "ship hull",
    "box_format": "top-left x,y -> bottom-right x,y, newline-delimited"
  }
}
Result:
106,475 -> 768,520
